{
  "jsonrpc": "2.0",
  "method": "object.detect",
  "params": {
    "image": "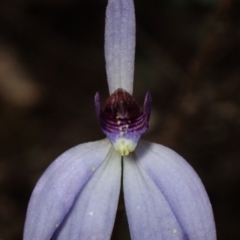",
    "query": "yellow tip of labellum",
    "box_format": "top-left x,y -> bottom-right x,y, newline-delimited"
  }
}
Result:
113,138 -> 137,156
